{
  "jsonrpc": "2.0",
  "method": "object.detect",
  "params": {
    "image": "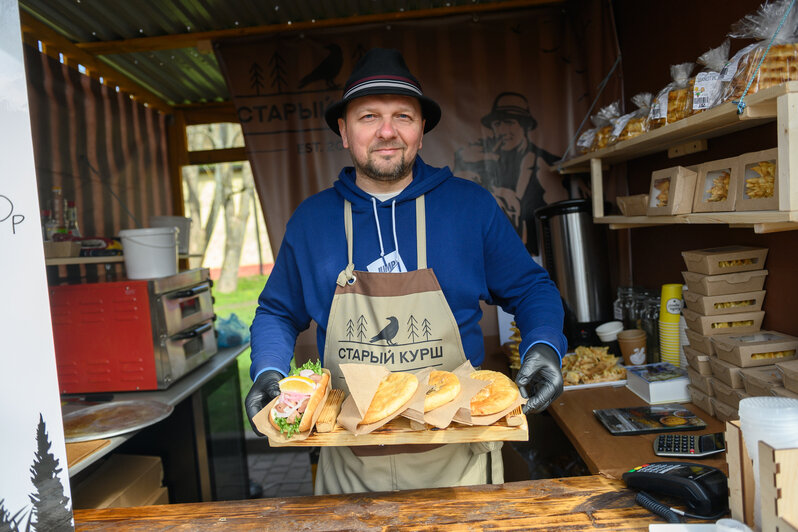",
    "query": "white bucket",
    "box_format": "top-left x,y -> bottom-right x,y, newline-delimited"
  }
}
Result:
149,216 -> 192,255
119,227 -> 178,279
